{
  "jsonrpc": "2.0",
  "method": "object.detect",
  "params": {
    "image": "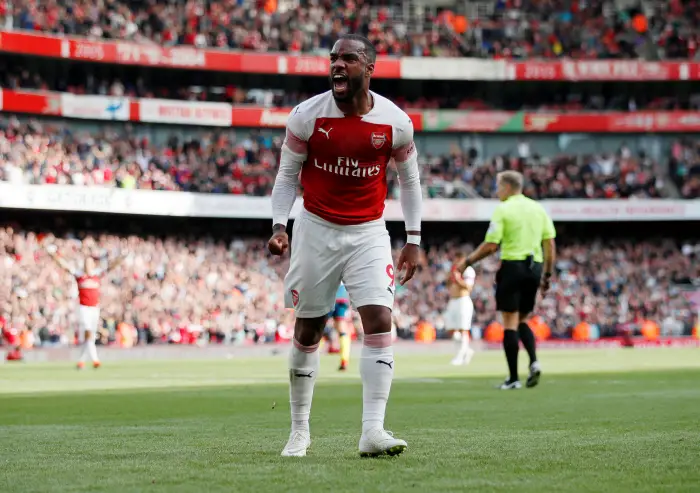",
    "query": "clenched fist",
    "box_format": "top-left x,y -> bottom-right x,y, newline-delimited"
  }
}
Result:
268,229 -> 289,256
